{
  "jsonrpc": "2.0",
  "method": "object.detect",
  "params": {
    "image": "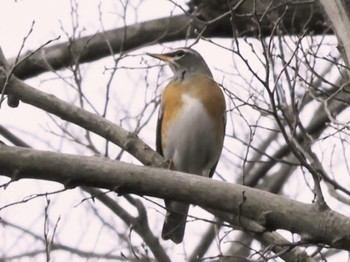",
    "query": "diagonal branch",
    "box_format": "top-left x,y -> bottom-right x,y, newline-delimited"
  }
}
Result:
0,50 -> 165,168
8,0 -> 330,81
9,15 -> 205,80
82,187 -> 171,262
